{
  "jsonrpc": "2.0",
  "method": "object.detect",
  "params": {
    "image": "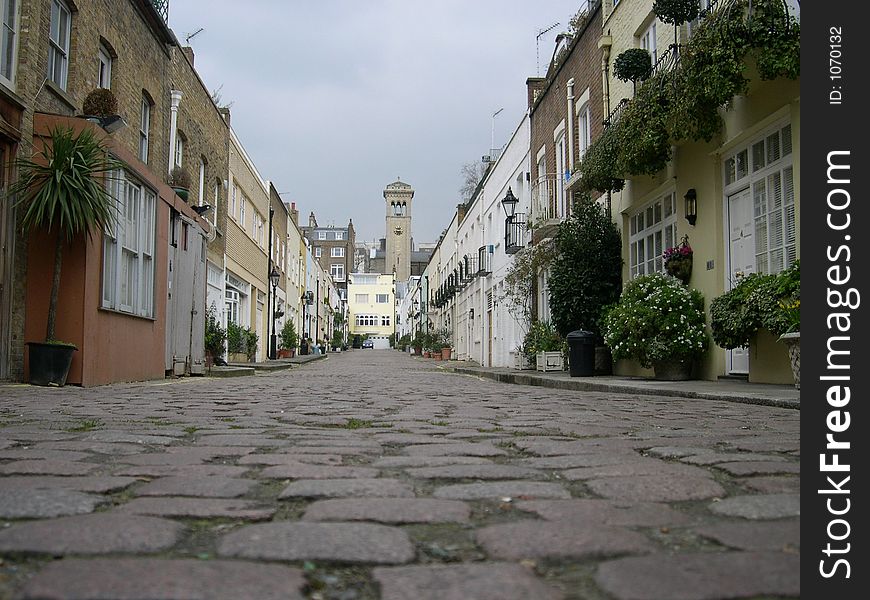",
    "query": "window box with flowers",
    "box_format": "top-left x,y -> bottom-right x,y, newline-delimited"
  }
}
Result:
663,235 -> 692,285
603,273 -> 709,380
523,320 -> 565,373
